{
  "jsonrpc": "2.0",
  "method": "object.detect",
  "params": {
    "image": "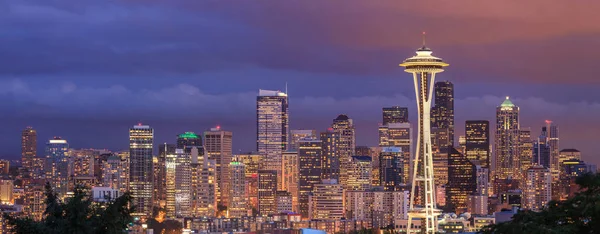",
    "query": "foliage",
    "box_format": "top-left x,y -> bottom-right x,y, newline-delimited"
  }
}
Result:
4,182 -> 134,234
480,173 -> 600,234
